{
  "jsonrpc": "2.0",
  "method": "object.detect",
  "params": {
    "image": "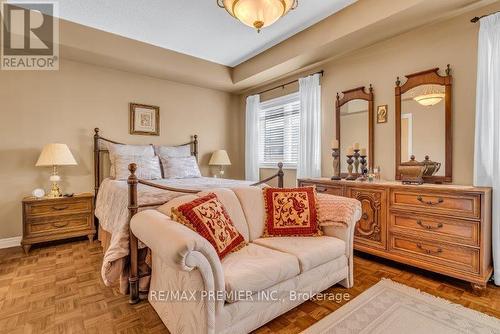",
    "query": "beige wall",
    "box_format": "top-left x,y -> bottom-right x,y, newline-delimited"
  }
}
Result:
244,6 -> 491,187
0,59 -> 242,239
